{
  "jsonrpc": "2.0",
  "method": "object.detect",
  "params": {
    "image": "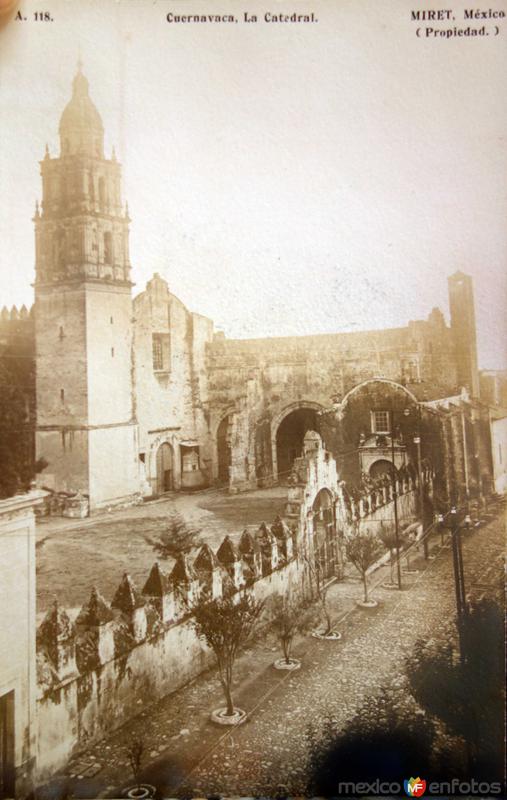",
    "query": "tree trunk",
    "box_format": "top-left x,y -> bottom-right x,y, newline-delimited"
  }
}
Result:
223,679 -> 234,716
389,550 -> 394,583
308,558 -> 314,601
322,593 -> 332,635
219,662 -> 236,717
283,636 -> 291,664
363,571 -> 369,603
324,609 -> 332,635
